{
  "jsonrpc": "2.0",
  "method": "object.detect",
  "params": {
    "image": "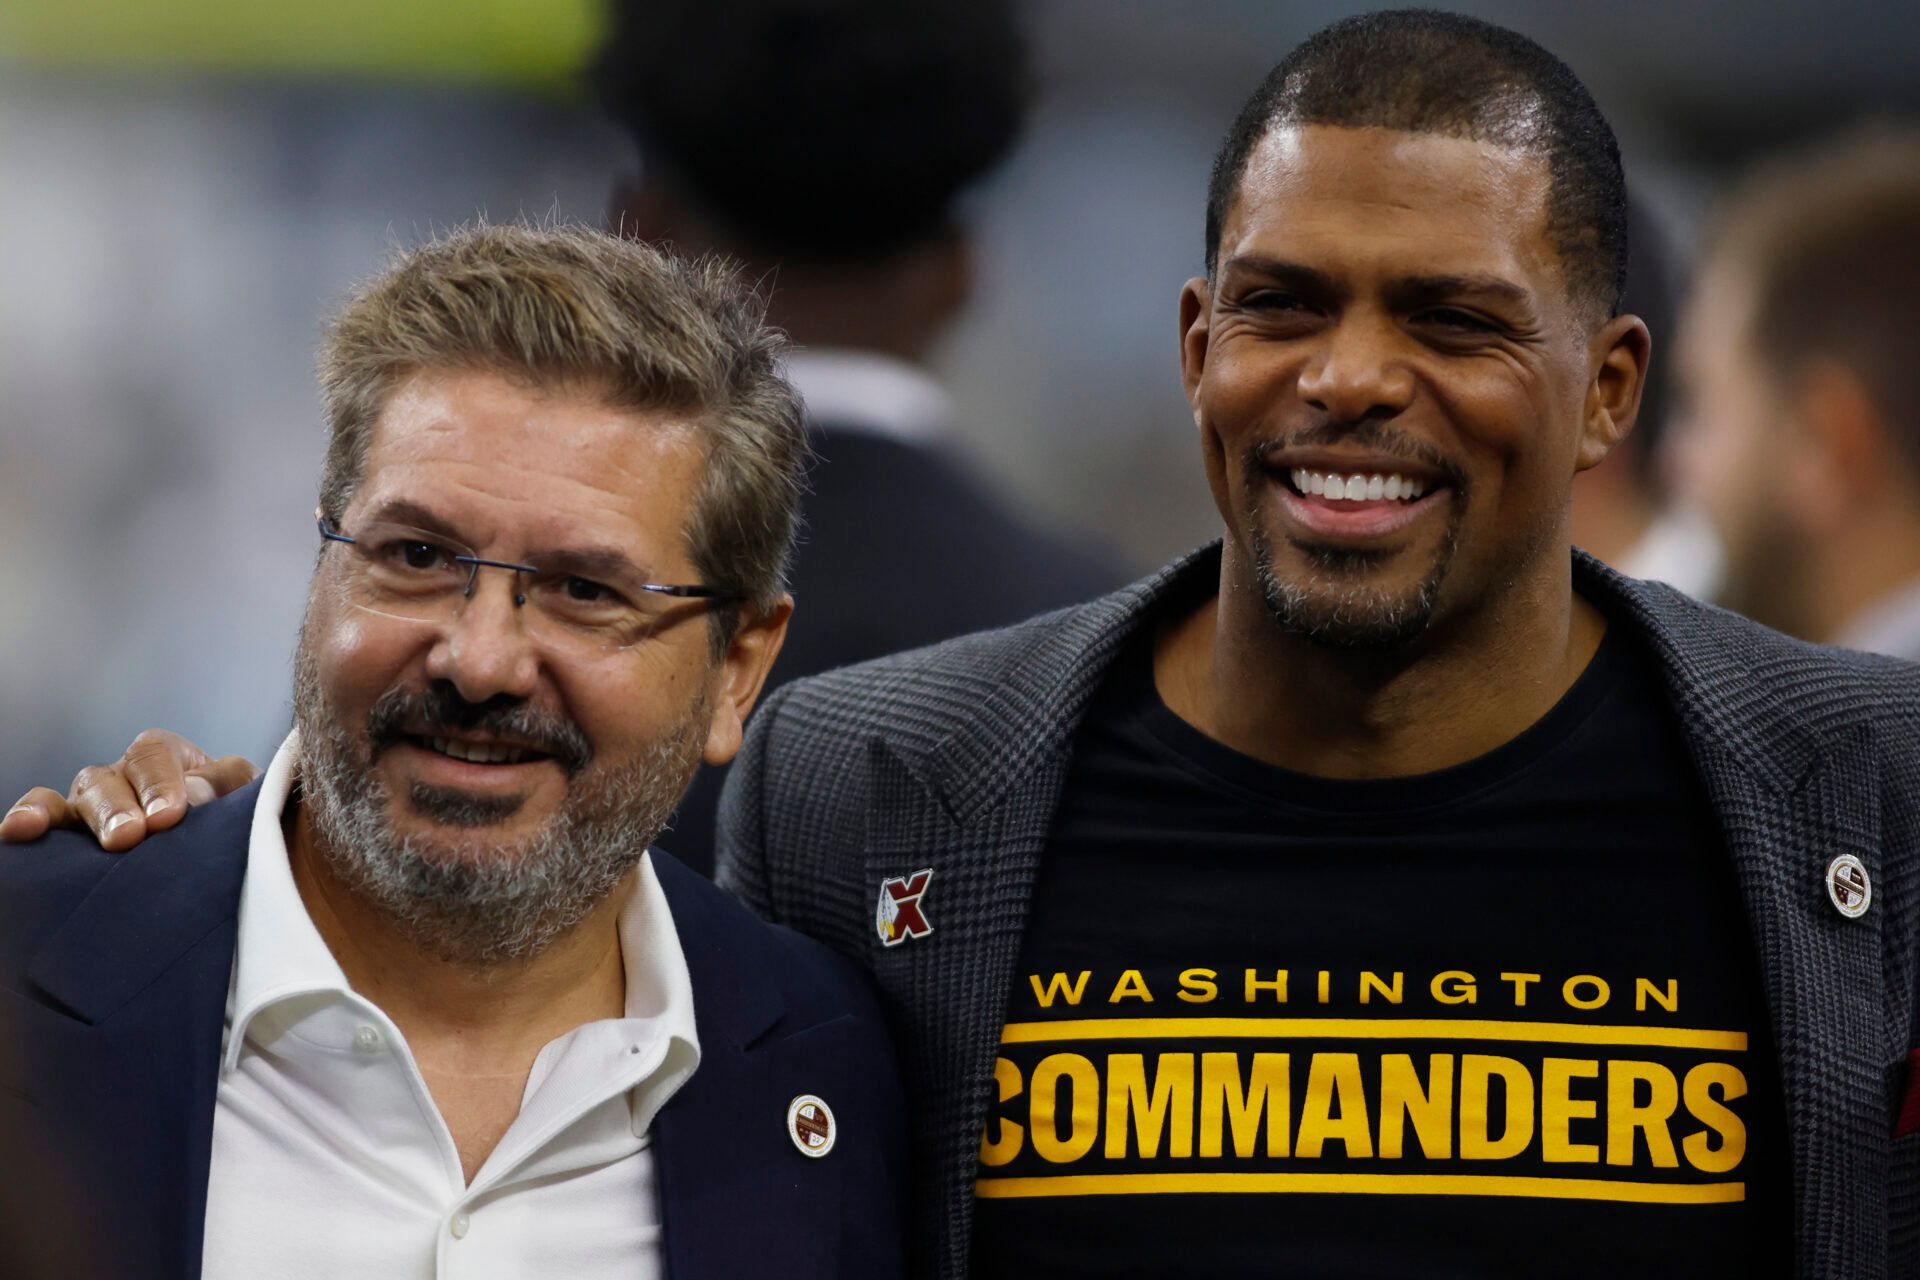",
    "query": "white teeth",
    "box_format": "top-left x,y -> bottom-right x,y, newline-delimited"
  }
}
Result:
1288,469 -> 1433,502
427,736 -> 528,765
